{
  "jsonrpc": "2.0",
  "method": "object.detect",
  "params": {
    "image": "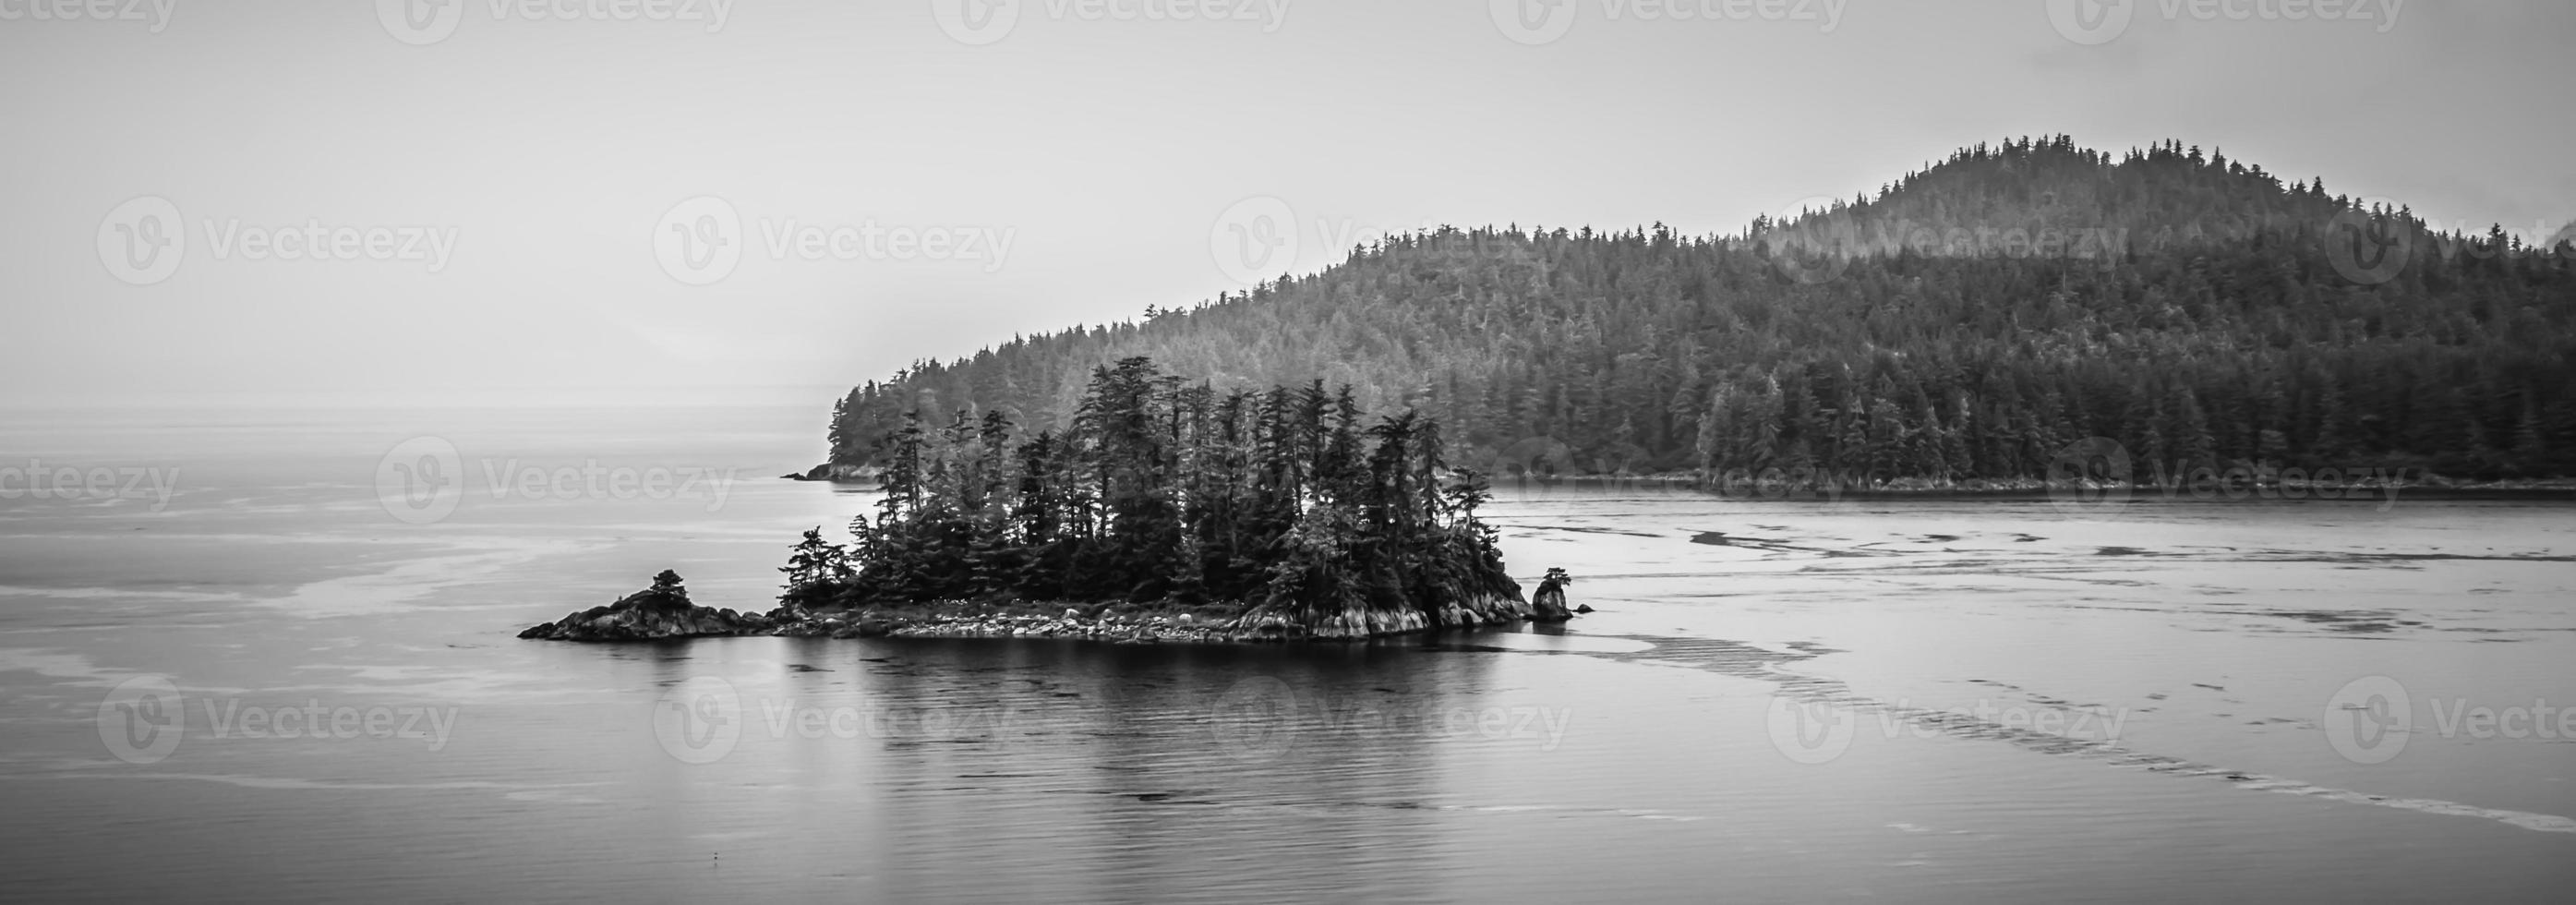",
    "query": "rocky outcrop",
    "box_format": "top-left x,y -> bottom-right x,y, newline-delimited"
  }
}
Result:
785,463 -> 877,483
516,573 -> 775,642
1532,586 -> 1571,621
524,573 -> 1562,644
1531,568 -> 1581,621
